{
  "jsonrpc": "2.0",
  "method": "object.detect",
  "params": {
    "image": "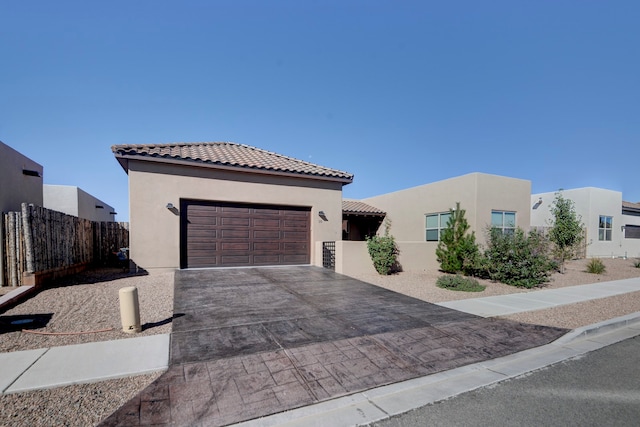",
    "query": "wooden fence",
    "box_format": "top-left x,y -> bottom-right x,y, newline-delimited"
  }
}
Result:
1,203 -> 129,287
